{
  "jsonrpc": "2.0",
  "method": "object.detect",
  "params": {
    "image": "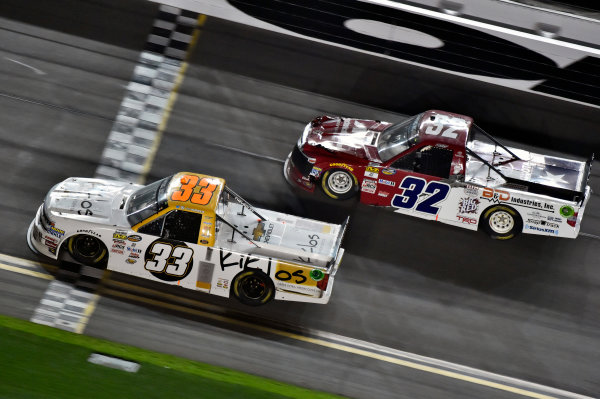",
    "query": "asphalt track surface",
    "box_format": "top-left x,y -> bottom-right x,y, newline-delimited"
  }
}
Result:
1,1 -> 599,398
